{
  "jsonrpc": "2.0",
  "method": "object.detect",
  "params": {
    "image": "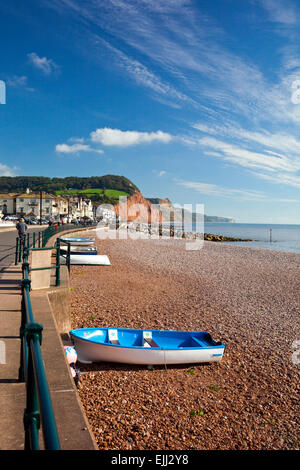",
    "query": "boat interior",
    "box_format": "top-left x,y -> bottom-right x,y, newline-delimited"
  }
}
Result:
75,328 -> 222,349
